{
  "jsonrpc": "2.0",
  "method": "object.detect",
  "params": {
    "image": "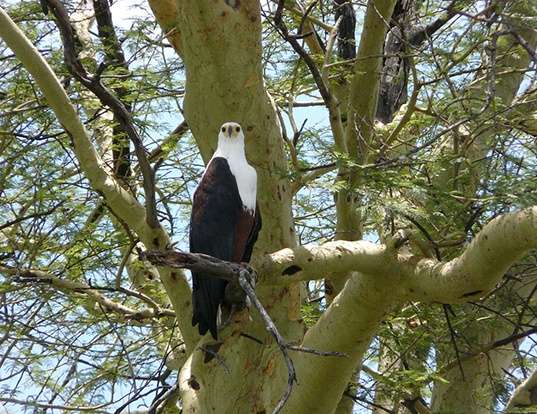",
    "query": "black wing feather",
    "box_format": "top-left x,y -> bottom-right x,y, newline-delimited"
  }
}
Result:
190,157 -> 243,339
